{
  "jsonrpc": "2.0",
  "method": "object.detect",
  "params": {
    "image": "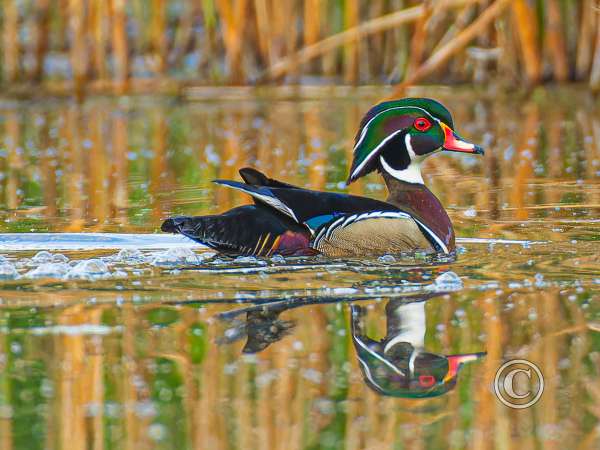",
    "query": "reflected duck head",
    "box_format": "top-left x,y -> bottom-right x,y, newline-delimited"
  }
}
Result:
354,340 -> 486,398
351,298 -> 485,398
